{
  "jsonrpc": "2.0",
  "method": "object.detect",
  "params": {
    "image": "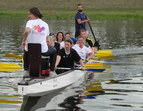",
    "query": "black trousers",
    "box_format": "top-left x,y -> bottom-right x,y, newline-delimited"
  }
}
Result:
42,45 -> 57,71
75,31 -> 80,38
